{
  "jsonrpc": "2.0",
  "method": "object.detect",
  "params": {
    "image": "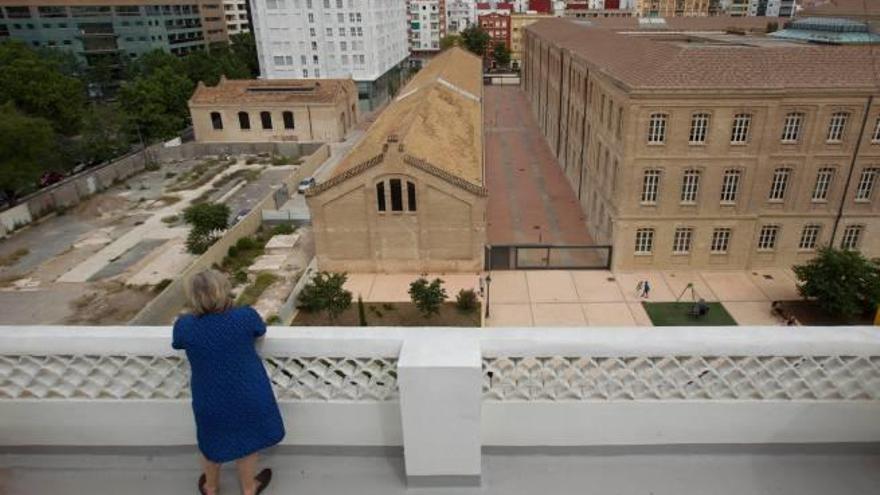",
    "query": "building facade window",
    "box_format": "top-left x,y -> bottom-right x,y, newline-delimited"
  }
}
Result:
238,111 -> 250,130
689,113 -> 709,144
855,168 -> 878,202
768,167 -> 791,201
647,113 -> 667,144
406,181 -> 417,212
260,111 -> 272,129
757,225 -> 779,251
799,224 -> 821,251
210,111 -> 223,130
720,169 -> 741,204
283,111 -> 295,129
826,111 -> 849,143
841,225 -> 864,250
672,227 -> 693,255
730,113 -> 751,144
389,178 -> 403,211
375,182 -> 386,211
641,169 -> 661,204
780,112 -> 803,143
872,117 -> 880,143
680,169 -> 700,204
710,228 -> 731,254
634,228 -> 654,254
812,167 -> 835,202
